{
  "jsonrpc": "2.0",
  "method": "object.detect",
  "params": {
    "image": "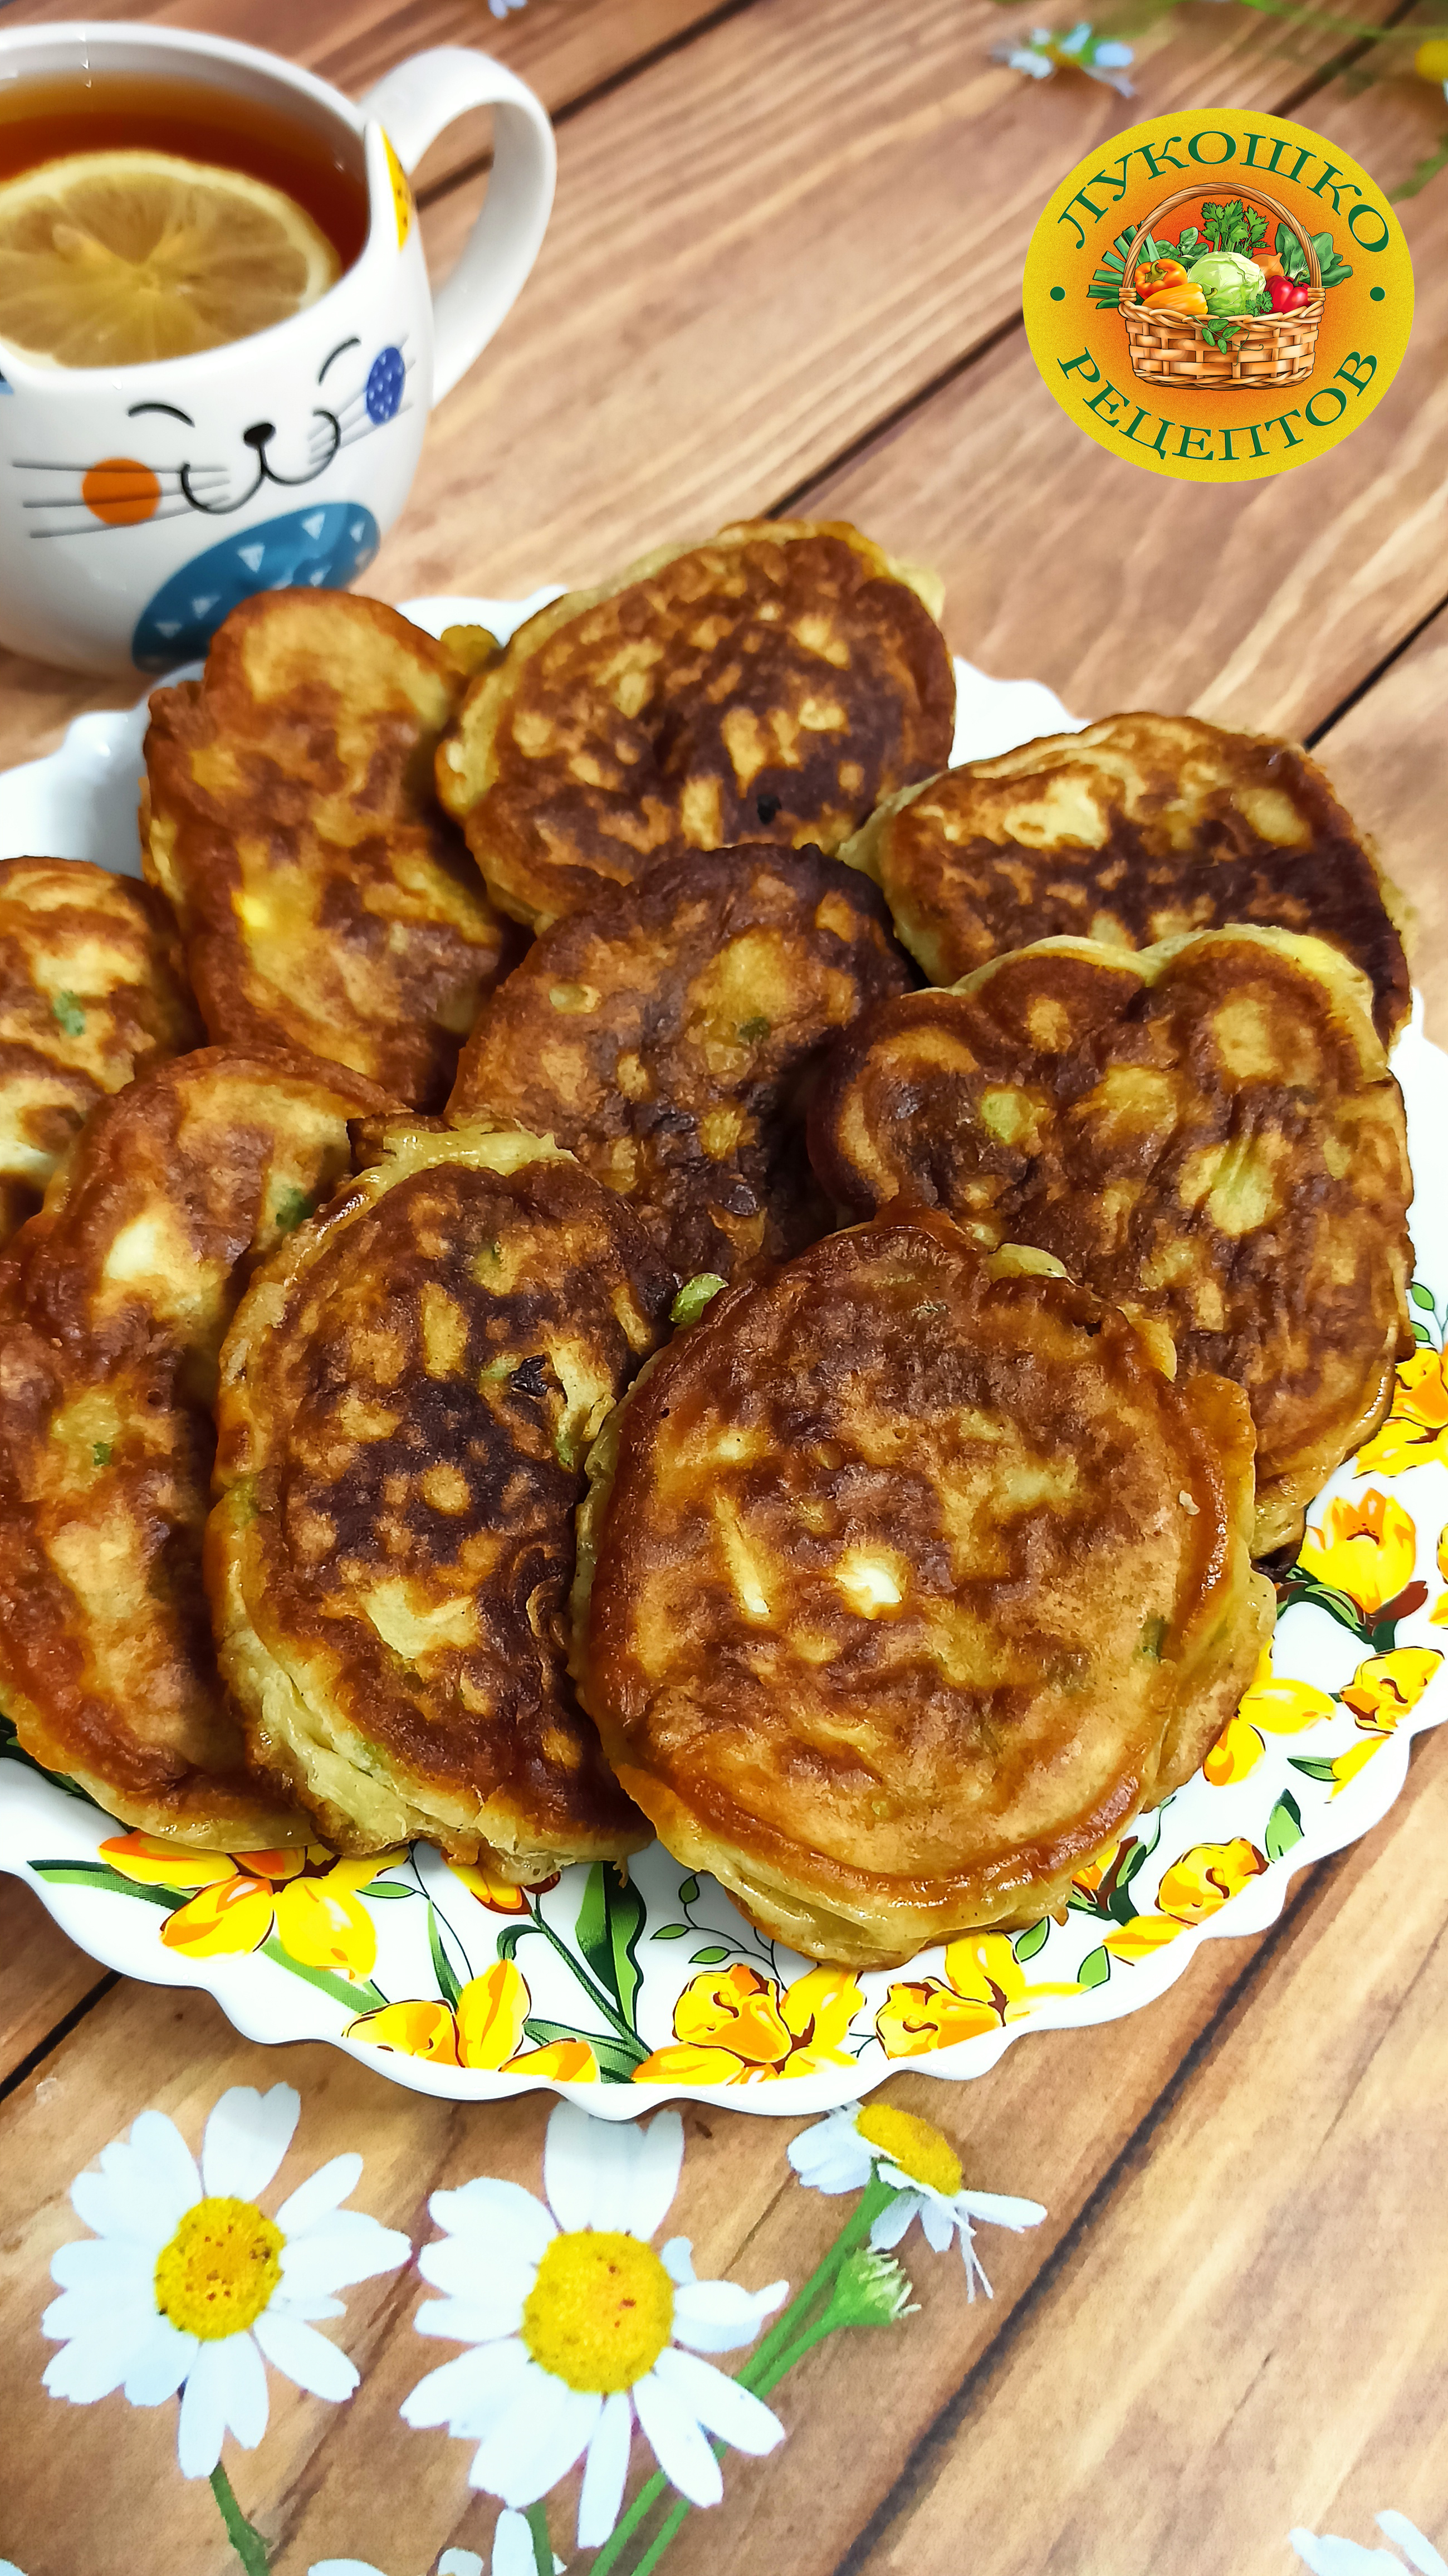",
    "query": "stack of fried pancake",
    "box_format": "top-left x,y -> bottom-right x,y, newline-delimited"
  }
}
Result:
0,532 -> 1417,1975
